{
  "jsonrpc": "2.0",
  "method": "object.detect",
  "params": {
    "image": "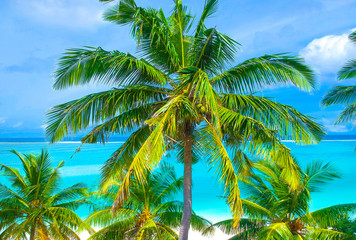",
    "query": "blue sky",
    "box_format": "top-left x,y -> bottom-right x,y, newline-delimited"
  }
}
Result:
0,0 -> 355,138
